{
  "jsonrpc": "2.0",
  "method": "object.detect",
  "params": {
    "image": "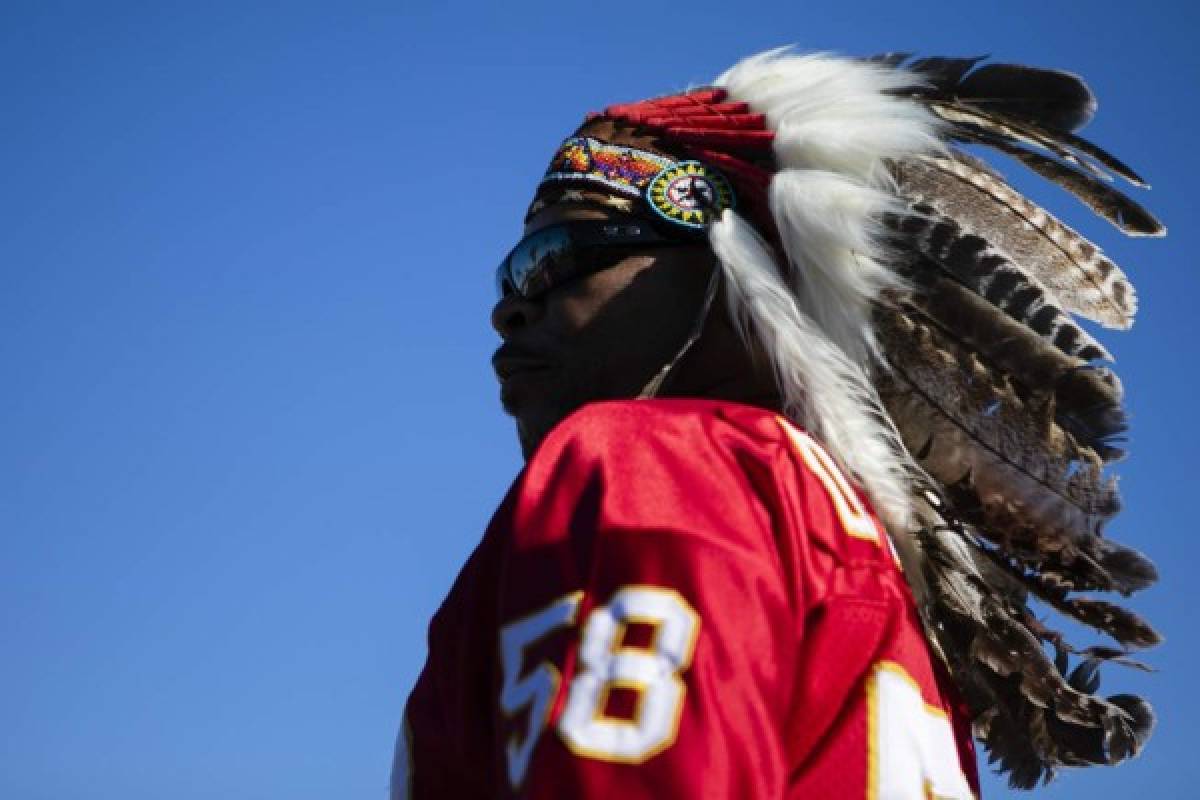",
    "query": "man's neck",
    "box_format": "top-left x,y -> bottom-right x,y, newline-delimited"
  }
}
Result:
664,372 -> 784,413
